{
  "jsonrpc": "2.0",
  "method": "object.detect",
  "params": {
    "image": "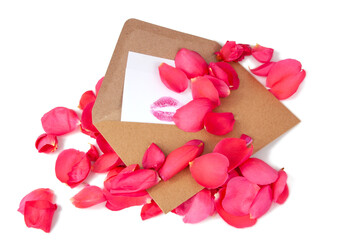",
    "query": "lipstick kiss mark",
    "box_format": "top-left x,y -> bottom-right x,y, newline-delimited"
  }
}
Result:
150,97 -> 181,122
